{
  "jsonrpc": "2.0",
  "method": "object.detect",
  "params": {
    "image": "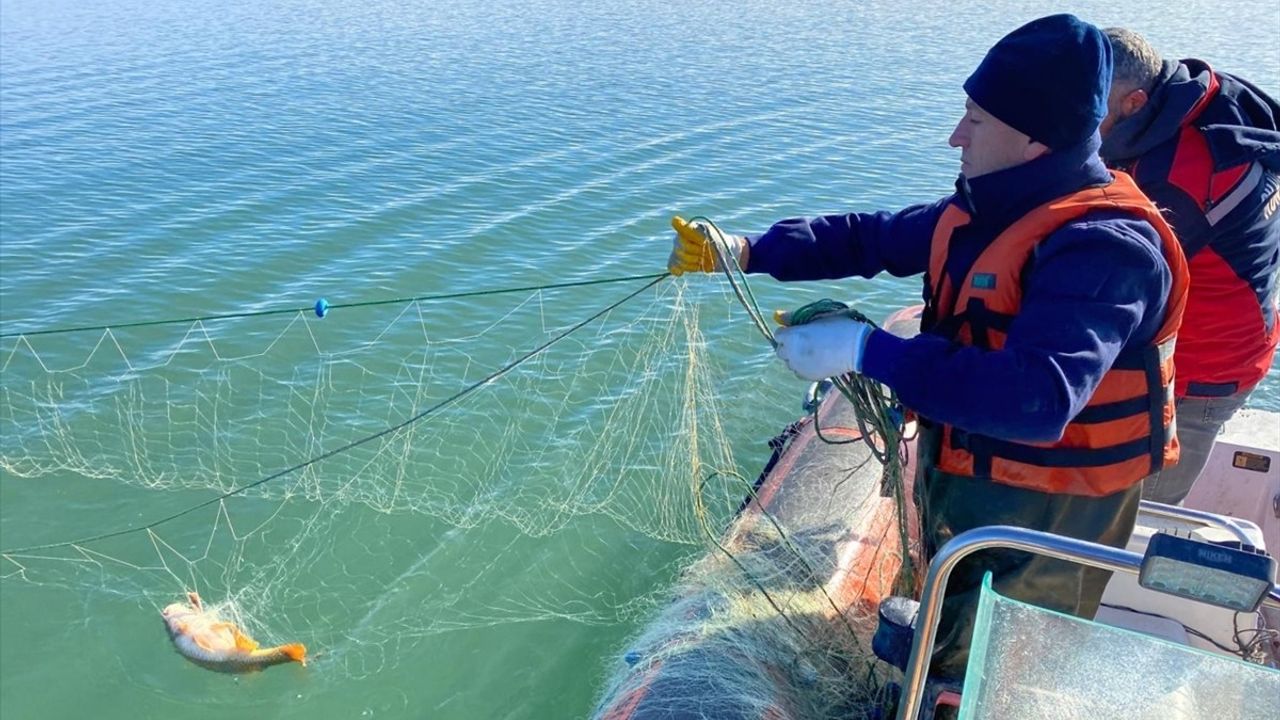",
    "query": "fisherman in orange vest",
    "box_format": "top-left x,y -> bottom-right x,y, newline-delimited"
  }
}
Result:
669,14 -> 1189,679
1099,27 -> 1280,506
